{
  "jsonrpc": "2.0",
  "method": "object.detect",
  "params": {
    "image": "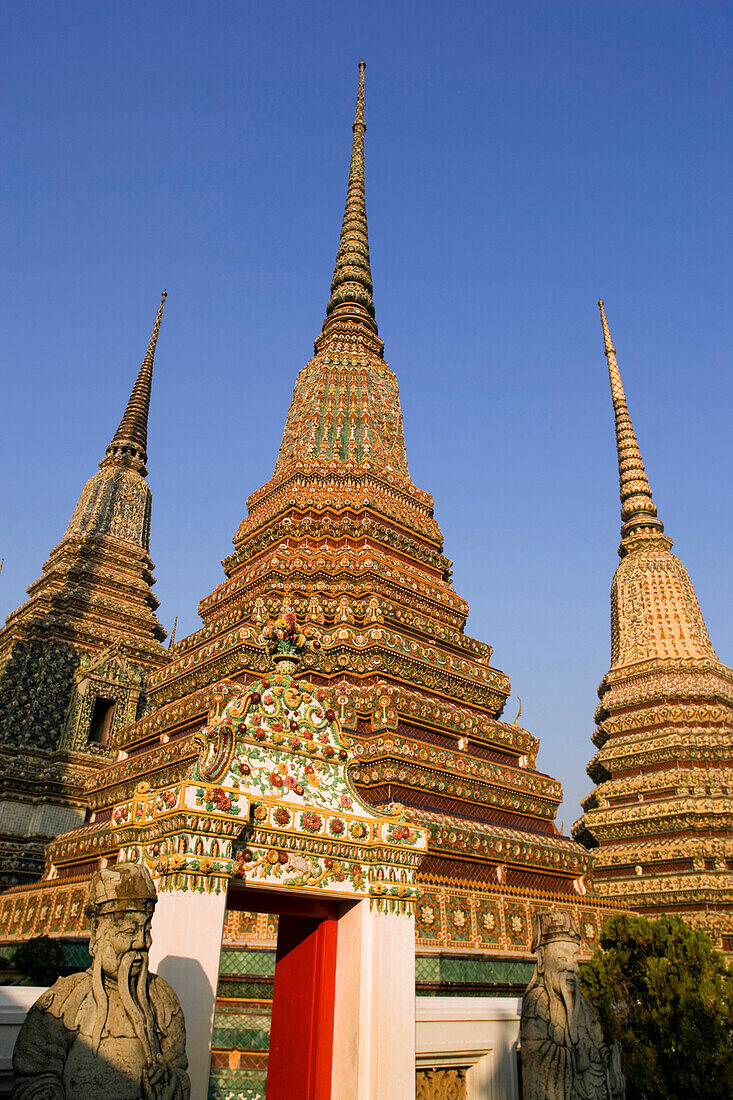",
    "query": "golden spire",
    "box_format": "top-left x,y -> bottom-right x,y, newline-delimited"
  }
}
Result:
321,62 -> 378,340
103,292 -> 167,475
598,300 -> 665,553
